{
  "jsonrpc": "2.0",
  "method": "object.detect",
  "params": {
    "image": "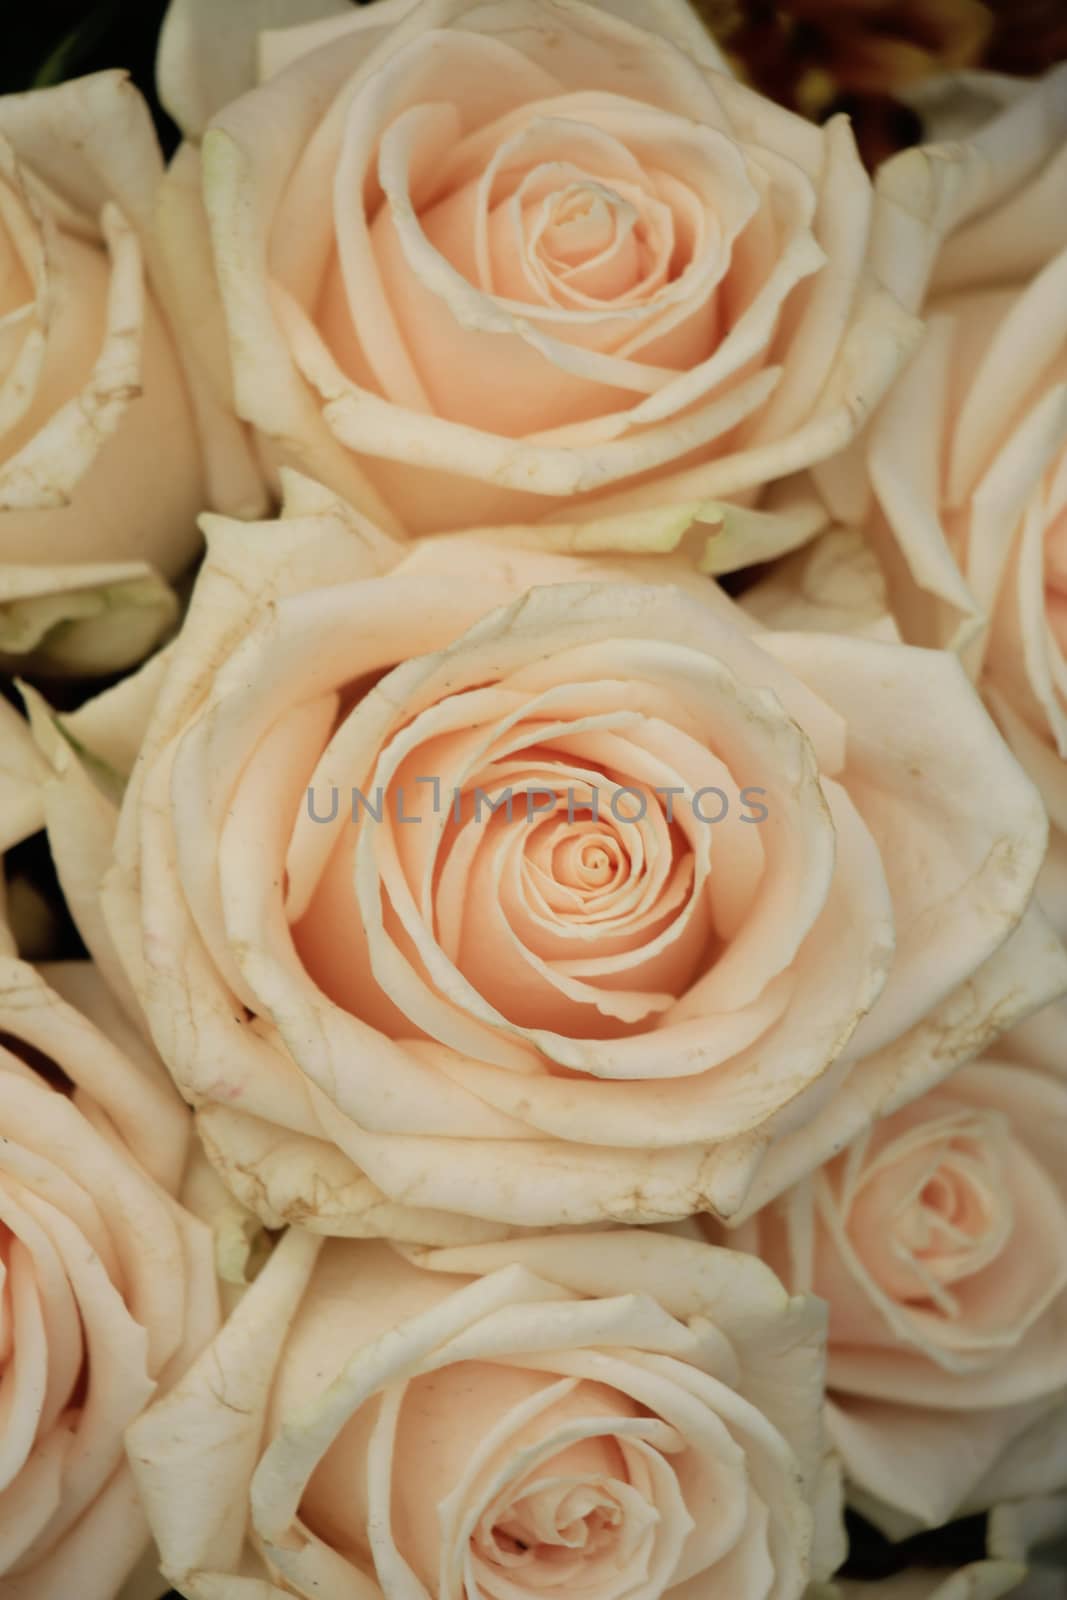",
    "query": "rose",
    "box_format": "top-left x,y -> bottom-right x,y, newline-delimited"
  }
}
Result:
0,957 -> 219,1599
0,72 -> 201,674
847,65 -> 1067,928
731,1004 -> 1067,1537
31,472 -> 1066,1242
0,71 -> 265,675
152,0 -> 918,551
127,1225 -> 837,1600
